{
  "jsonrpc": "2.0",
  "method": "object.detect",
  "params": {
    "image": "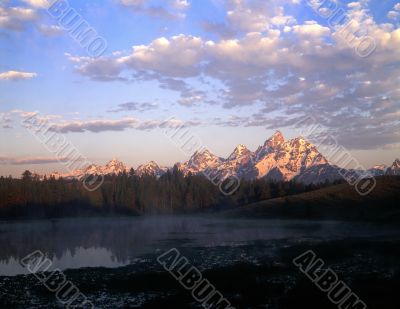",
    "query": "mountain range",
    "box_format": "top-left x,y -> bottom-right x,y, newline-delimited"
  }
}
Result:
47,131 -> 400,185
